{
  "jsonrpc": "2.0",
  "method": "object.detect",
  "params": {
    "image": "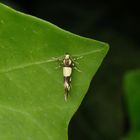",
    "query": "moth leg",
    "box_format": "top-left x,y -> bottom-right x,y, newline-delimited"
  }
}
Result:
74,61 -> 79,65
74,66 -> 82,72
73,56 -> 83,61
55,62 -> 63,69
51,56 -> 63,69
72,56 -> 83,65
55,65 -> 61,69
